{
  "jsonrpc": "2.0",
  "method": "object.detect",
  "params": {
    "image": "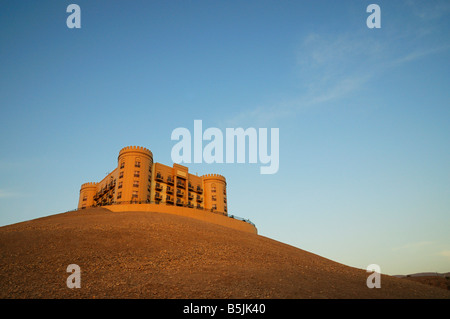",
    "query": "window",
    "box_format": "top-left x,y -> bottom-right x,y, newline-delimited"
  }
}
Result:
212,195 -> 216,201
120,162 -> 125,169
135,158 -> 141,168
82,196 -> 87,201
177,180 -> 185,188
212,204 -> 217,210
133,181 -> 139,188
134,170 -> 140,177
119,171 -> 124,179
211,183 -> 216,192
132,191 -> 138,198
117,192 -> 122,199
118,181 -> 122,189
